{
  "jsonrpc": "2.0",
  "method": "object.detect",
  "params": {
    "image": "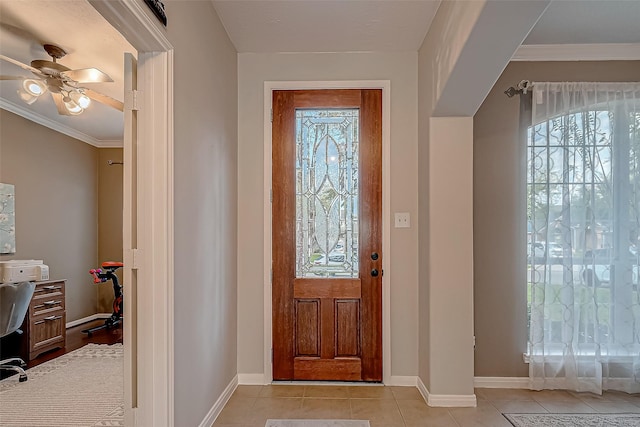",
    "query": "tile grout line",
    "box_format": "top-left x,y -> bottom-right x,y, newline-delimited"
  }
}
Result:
393,395 -> 408,427
446,408 -> 464,427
